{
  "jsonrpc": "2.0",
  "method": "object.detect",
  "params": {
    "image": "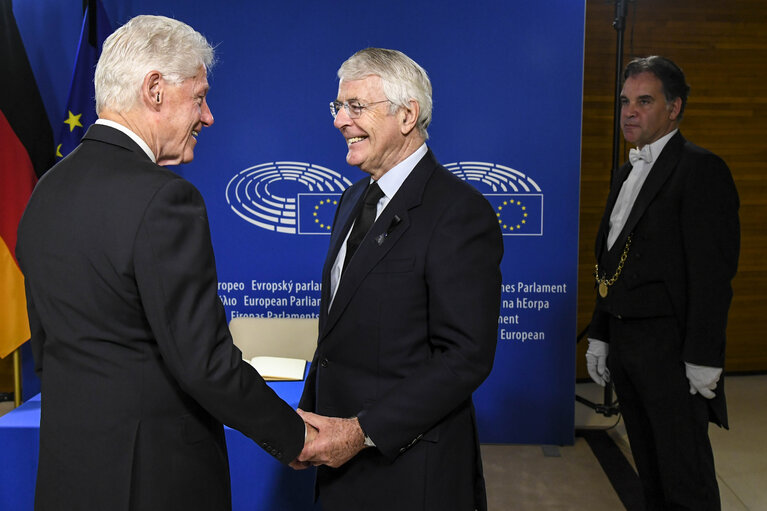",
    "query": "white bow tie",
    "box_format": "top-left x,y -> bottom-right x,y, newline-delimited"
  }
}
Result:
629,146 -> 653,165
